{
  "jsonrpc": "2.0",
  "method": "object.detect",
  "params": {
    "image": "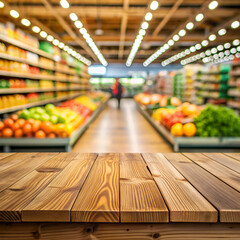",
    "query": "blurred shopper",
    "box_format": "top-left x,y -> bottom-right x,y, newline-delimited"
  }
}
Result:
112,78 -> 124,109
